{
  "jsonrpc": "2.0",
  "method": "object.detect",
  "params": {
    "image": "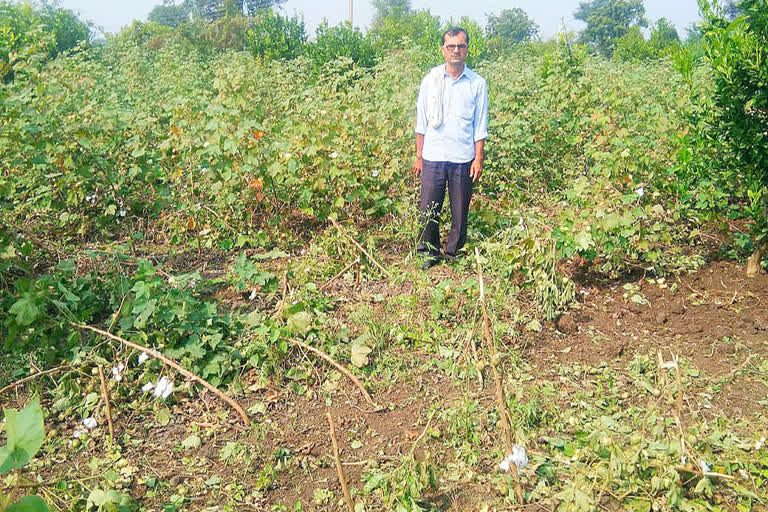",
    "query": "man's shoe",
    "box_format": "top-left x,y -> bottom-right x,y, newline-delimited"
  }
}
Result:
420,255 -> 441,270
